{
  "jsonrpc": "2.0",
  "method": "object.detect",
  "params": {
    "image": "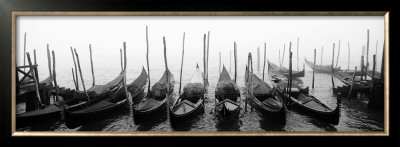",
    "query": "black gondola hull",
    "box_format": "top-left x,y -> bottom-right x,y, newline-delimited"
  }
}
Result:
16,106 -> 61,129
170,102 -> 204,124
273,88 -> 340,125
215,101 -> 240,124
64,99 -> 128,129
249,96 -> 286,125
133,99 -> 167,125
